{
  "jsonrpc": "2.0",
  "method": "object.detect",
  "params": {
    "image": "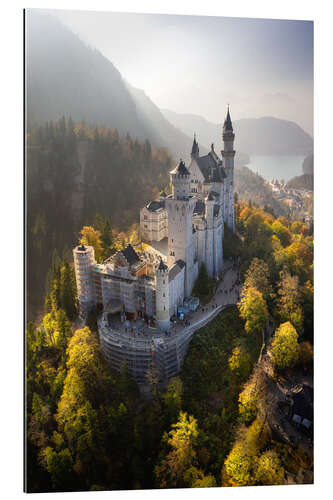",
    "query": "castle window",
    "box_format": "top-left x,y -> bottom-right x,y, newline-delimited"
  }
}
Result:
163,293 -> 165,297
163,280 -> 165,284
144,215 -> 148,220
164,306 -> 165,310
